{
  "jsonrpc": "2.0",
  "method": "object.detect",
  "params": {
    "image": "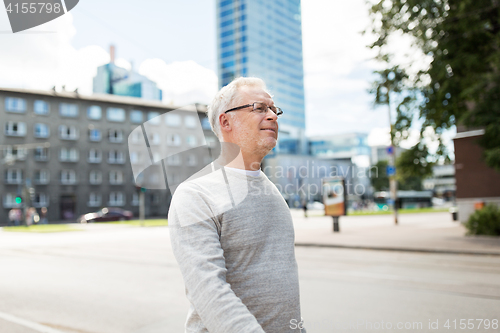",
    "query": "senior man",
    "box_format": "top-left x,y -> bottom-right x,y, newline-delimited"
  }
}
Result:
168,77 -> 306,333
